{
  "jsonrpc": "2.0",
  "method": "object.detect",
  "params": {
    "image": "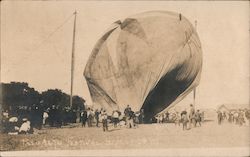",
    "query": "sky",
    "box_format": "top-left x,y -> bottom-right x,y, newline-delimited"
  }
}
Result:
1,1 -> 249,109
